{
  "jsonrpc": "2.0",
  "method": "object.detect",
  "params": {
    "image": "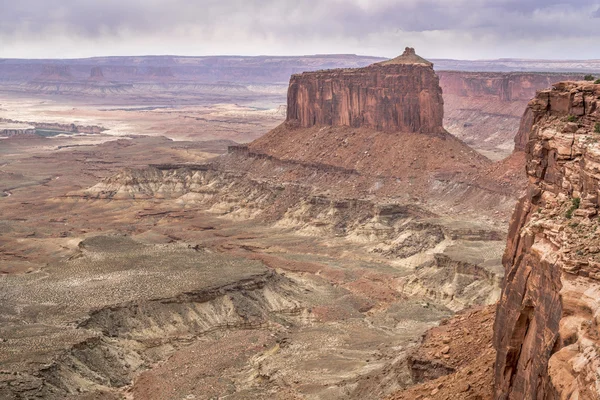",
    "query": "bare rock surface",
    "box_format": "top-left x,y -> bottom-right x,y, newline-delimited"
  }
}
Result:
439,71 -> 583,159
494,81 -> 600,399
387,306 -> 496,400
286,48 -> 444,134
